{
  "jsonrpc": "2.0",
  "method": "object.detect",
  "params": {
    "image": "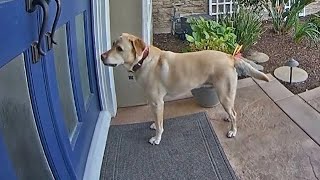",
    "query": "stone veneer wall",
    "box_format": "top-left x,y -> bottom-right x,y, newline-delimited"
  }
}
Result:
152,0 -> 208,34
152,0 -> 320,34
